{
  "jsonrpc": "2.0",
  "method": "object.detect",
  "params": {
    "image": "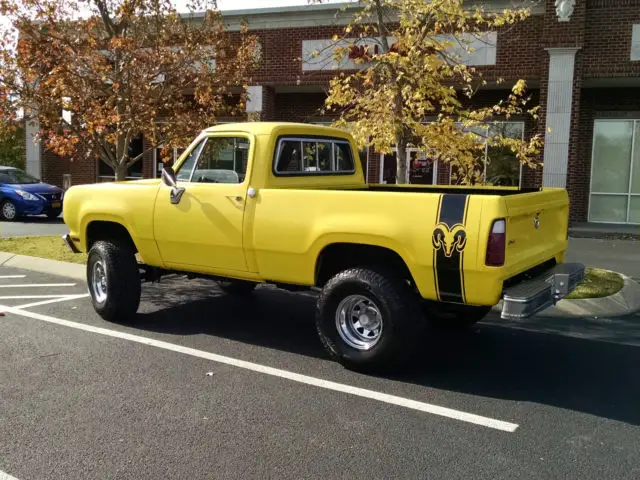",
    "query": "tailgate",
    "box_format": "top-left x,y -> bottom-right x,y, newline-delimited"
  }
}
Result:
503,188 -> 569,276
